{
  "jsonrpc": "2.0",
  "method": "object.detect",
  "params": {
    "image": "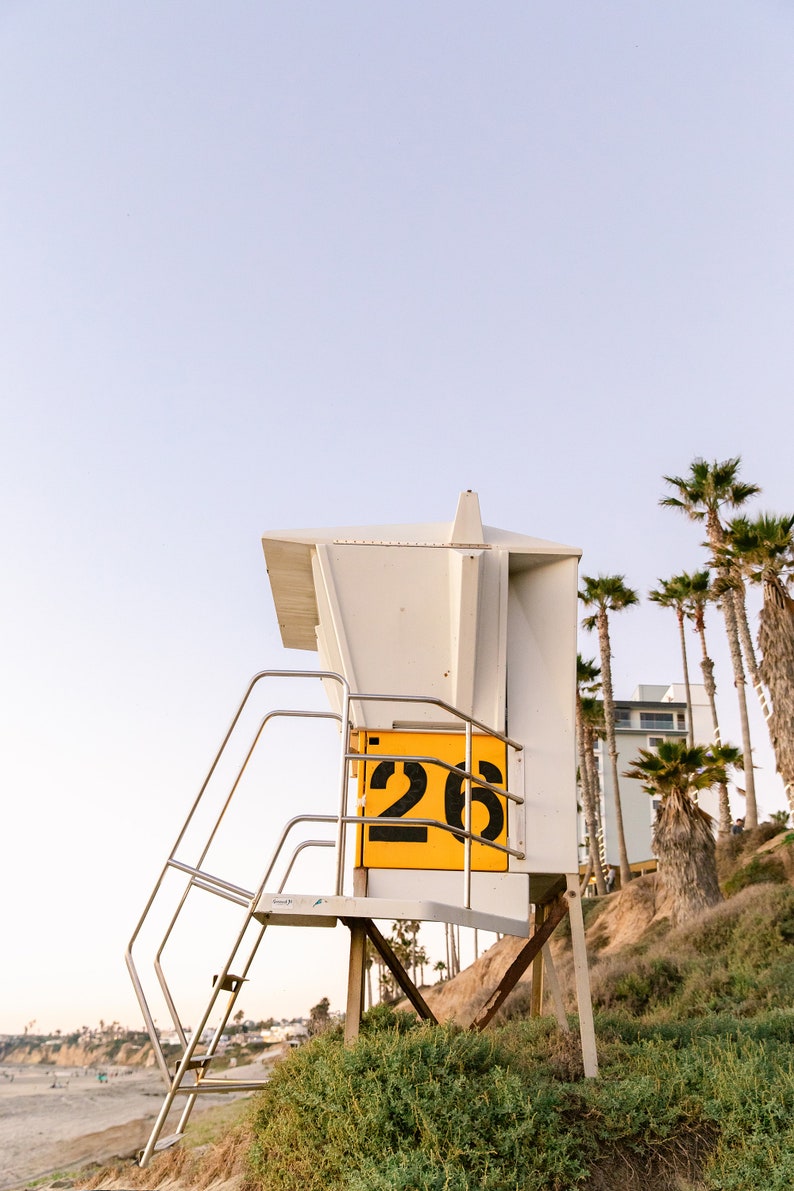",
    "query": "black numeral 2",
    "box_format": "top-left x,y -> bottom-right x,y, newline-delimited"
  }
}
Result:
367,758 -> 505,845
368,761 -> 428,842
